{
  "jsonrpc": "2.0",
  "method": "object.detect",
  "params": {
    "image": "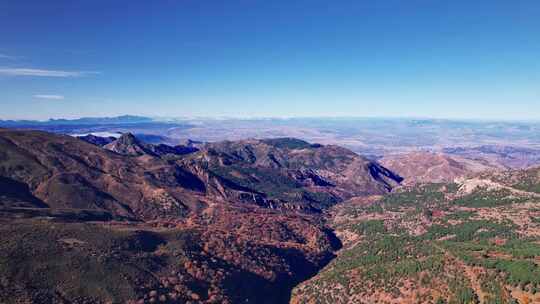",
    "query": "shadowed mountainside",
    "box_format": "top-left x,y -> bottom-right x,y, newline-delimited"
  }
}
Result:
180,137 -> 402,212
